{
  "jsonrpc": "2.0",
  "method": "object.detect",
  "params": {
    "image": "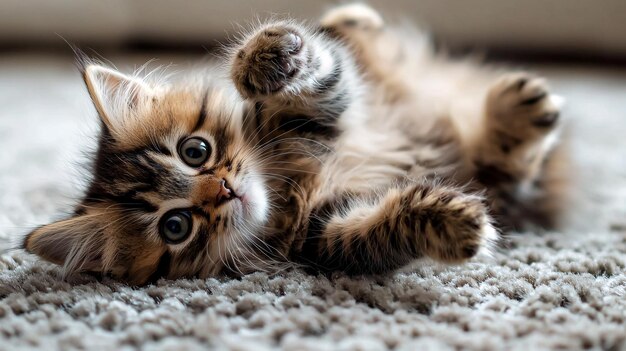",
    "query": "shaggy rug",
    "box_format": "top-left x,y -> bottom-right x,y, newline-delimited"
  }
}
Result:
1,53 -> 625,351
